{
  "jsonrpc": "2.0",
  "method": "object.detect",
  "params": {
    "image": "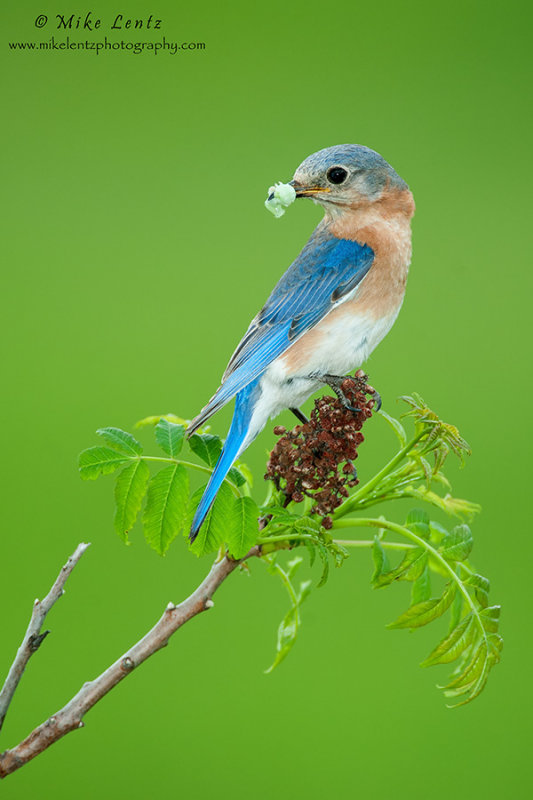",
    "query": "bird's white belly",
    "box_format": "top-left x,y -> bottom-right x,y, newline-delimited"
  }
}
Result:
276,307 -> 400,382
242,308 -> 400,446
302,312 -> 391,376
240,372 -> 321,451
